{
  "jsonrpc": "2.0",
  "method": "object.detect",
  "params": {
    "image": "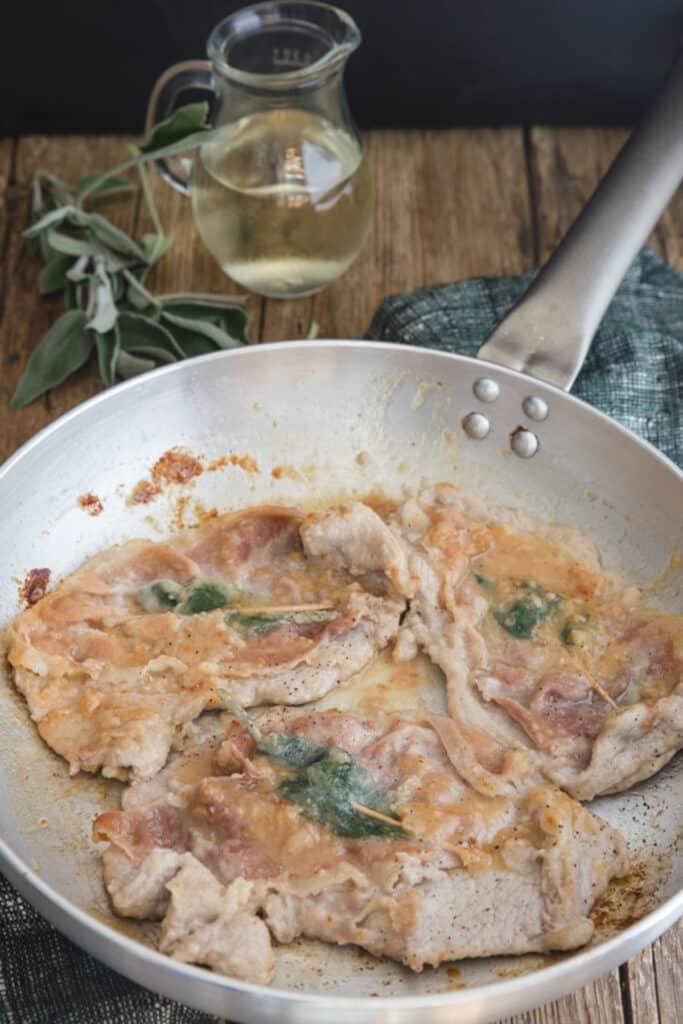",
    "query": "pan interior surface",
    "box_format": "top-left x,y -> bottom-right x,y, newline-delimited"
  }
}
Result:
0,342 -> 681,1013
